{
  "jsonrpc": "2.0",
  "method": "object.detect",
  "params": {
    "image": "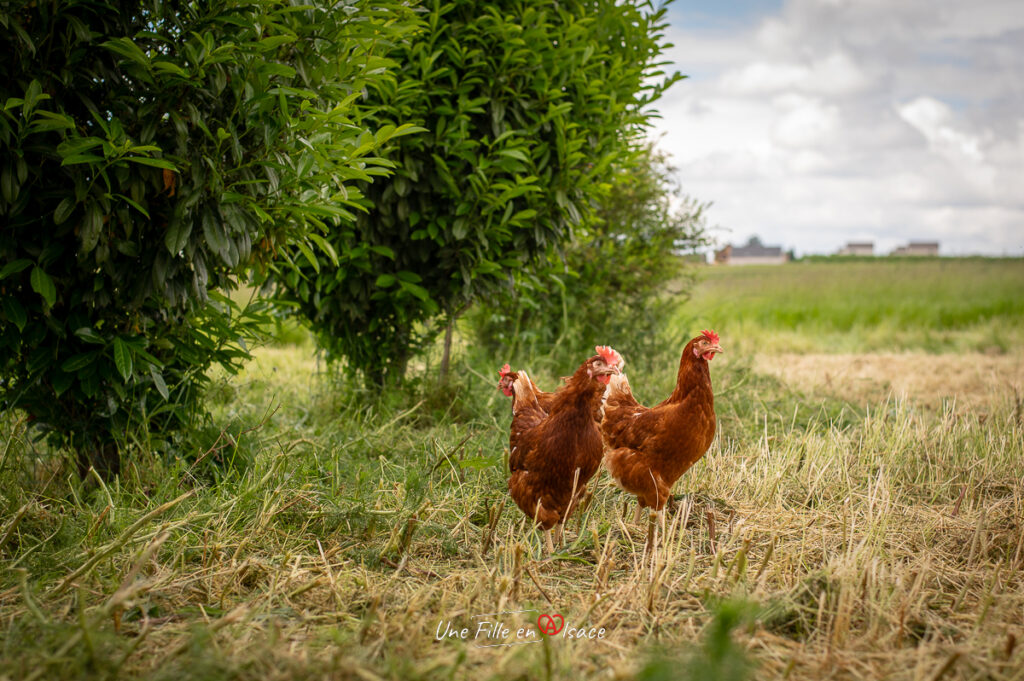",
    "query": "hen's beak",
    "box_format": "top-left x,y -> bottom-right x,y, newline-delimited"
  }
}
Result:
709,344 -> 724,355
597,365 -> 620,376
